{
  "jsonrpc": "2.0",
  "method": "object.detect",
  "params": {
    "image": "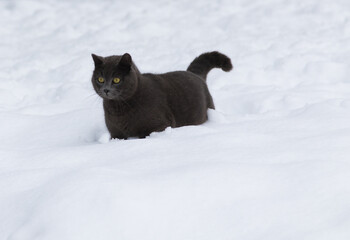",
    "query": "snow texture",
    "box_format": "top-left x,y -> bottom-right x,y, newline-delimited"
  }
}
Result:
1,0 -> 350,239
